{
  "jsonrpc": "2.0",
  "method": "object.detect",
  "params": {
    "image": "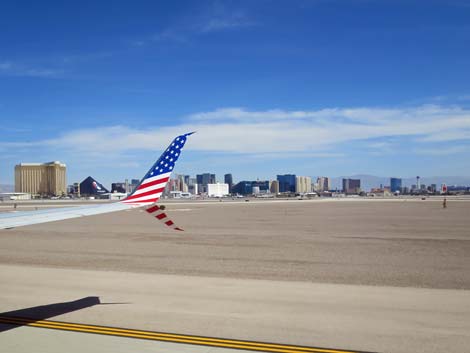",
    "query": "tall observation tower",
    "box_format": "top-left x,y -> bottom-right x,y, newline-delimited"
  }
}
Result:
416,176 -> 421,190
